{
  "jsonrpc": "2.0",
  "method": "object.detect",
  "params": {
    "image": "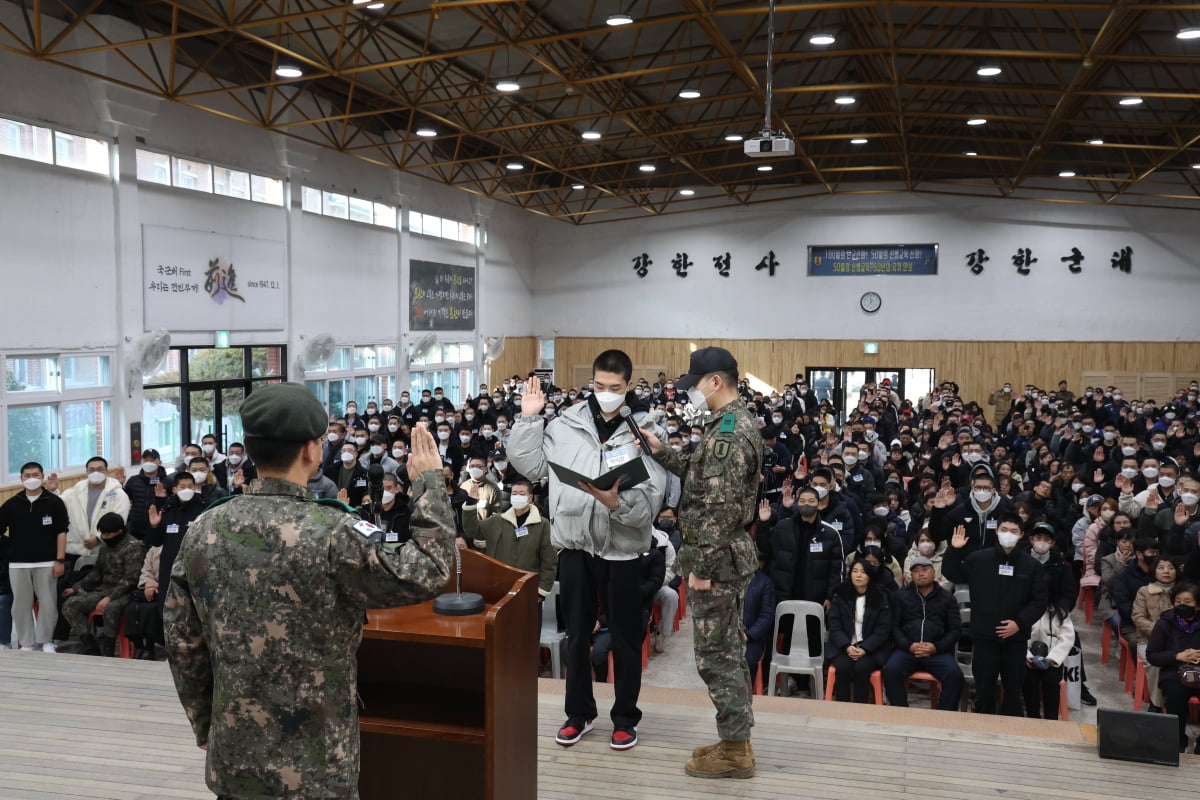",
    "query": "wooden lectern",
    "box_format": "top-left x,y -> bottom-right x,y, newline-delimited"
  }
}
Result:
357,549 -> 538,800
